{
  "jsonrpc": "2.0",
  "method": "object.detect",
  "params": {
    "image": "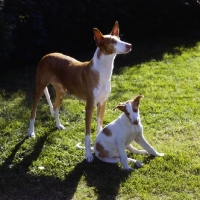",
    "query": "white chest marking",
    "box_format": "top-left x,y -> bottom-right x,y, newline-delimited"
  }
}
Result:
93,82 -> 111,106
92,49 -> 115,106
